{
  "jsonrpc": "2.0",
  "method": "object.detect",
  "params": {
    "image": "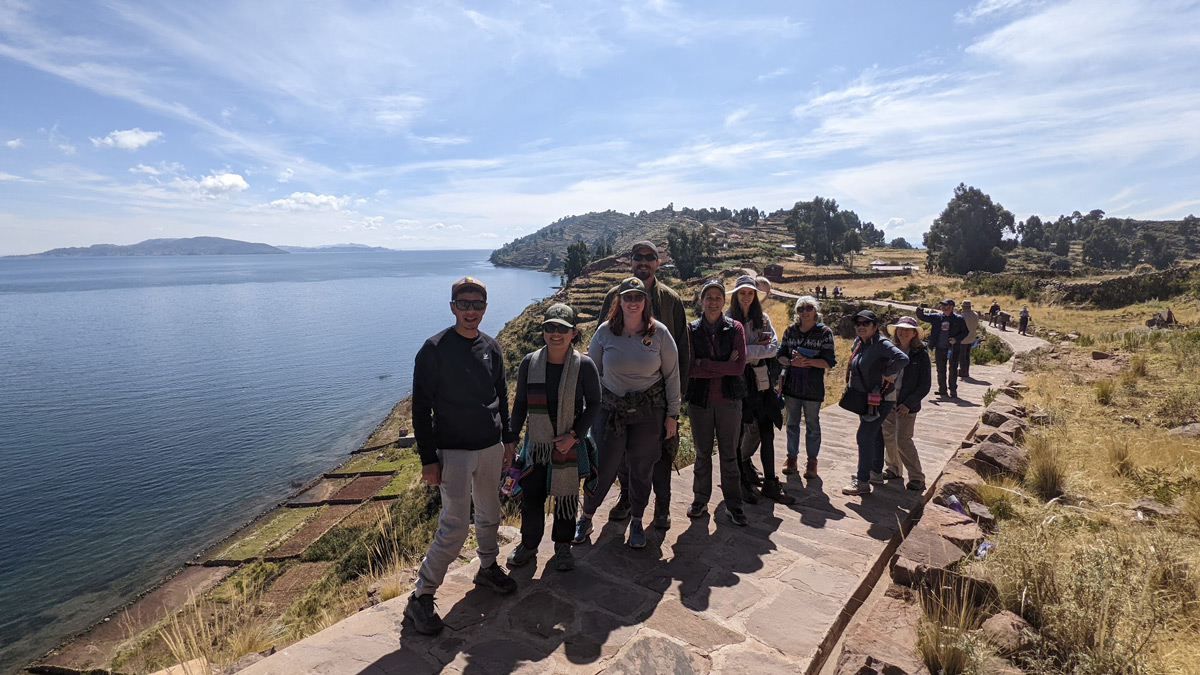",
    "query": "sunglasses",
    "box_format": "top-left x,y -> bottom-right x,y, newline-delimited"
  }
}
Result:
854,320 -> 875,327
797,306 -> 815,312
620,294 -> 646,303
542,323 -> 572,334
631,253 -> 658,262
453,299 -> 487,311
